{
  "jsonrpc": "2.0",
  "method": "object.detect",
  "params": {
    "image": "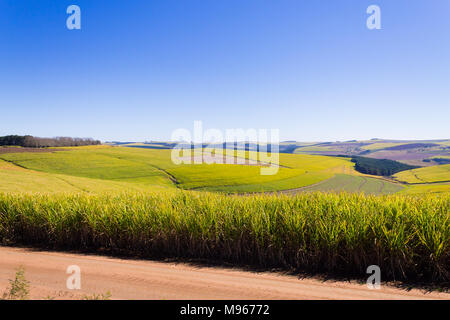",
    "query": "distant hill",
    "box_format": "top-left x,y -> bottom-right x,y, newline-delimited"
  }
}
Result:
293,139 -> 450,167
110,138 -> 450,167
383,143 -> 439,151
